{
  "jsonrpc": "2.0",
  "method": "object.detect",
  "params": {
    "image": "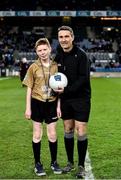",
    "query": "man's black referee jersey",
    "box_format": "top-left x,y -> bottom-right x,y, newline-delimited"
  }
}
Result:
54,45 -> 91,101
